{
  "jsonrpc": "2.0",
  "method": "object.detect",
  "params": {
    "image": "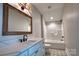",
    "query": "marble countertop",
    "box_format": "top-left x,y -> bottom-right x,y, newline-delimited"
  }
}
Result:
0,38 -> 43,56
